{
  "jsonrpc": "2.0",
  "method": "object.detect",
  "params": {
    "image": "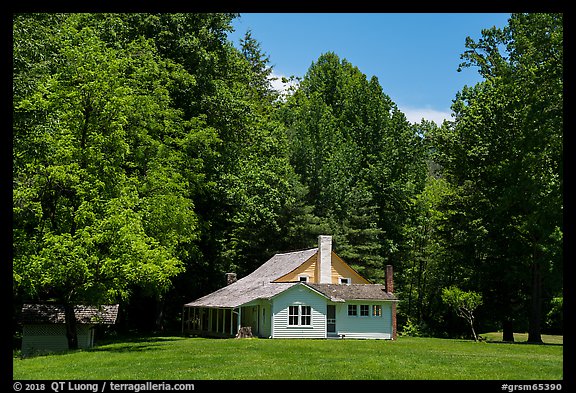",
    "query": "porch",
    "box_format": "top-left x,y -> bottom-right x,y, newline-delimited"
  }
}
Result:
182,305 -> 264,338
